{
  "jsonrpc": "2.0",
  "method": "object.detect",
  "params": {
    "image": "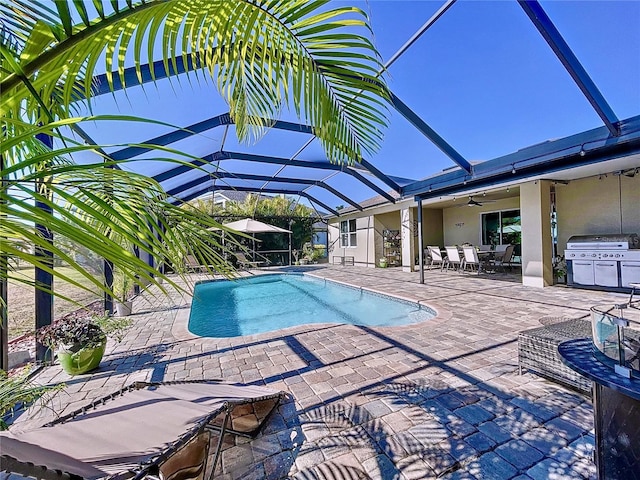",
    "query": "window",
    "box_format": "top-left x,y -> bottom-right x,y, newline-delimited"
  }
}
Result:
340,219 -> 357,247
482,209 -> 521,246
